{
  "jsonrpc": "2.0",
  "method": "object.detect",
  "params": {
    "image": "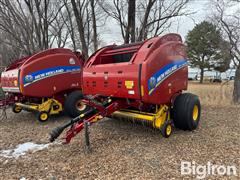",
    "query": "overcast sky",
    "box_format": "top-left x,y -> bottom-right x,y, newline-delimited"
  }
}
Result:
97,0 -> 237,77
100,0 -> 210,45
